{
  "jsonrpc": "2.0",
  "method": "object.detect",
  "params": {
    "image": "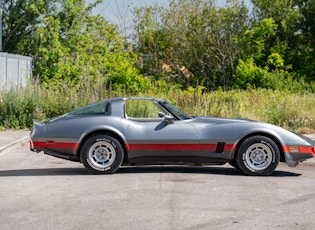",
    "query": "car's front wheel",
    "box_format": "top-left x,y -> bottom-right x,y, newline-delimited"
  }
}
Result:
236,136 -> 280,176
80,135 -> 124,174
228,159 -> 240,170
